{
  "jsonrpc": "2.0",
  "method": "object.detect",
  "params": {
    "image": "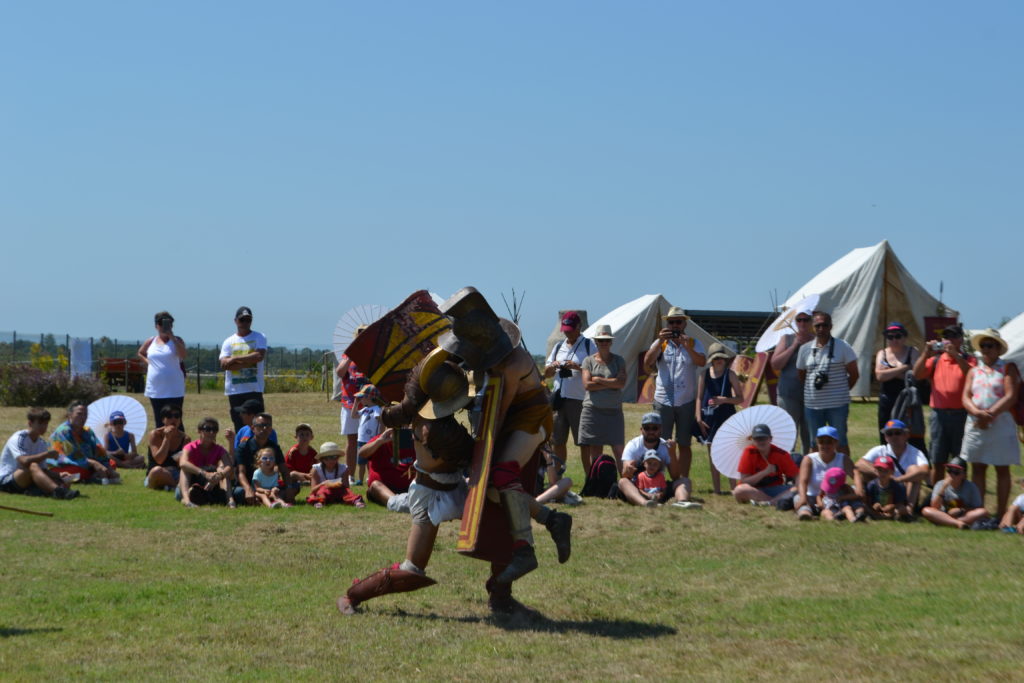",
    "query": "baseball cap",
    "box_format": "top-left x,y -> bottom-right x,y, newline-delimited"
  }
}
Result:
882,419 -> 907,434
874,454 -> 895,470
560,311 -> 581,332
885,322 -> 907,334
641,412 -> 662,426
946,457 -> 968,473
643,449 -> 661,463
355,384 -> 381,400
235,306 -> 253,320
821,467 -> 846,495
816,426 -> 839,440
109,410 -> 126,422
295,423 -> 313,435
941,324 -> 964,338
233,398 -> 263,415
751,424 -> 772,439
